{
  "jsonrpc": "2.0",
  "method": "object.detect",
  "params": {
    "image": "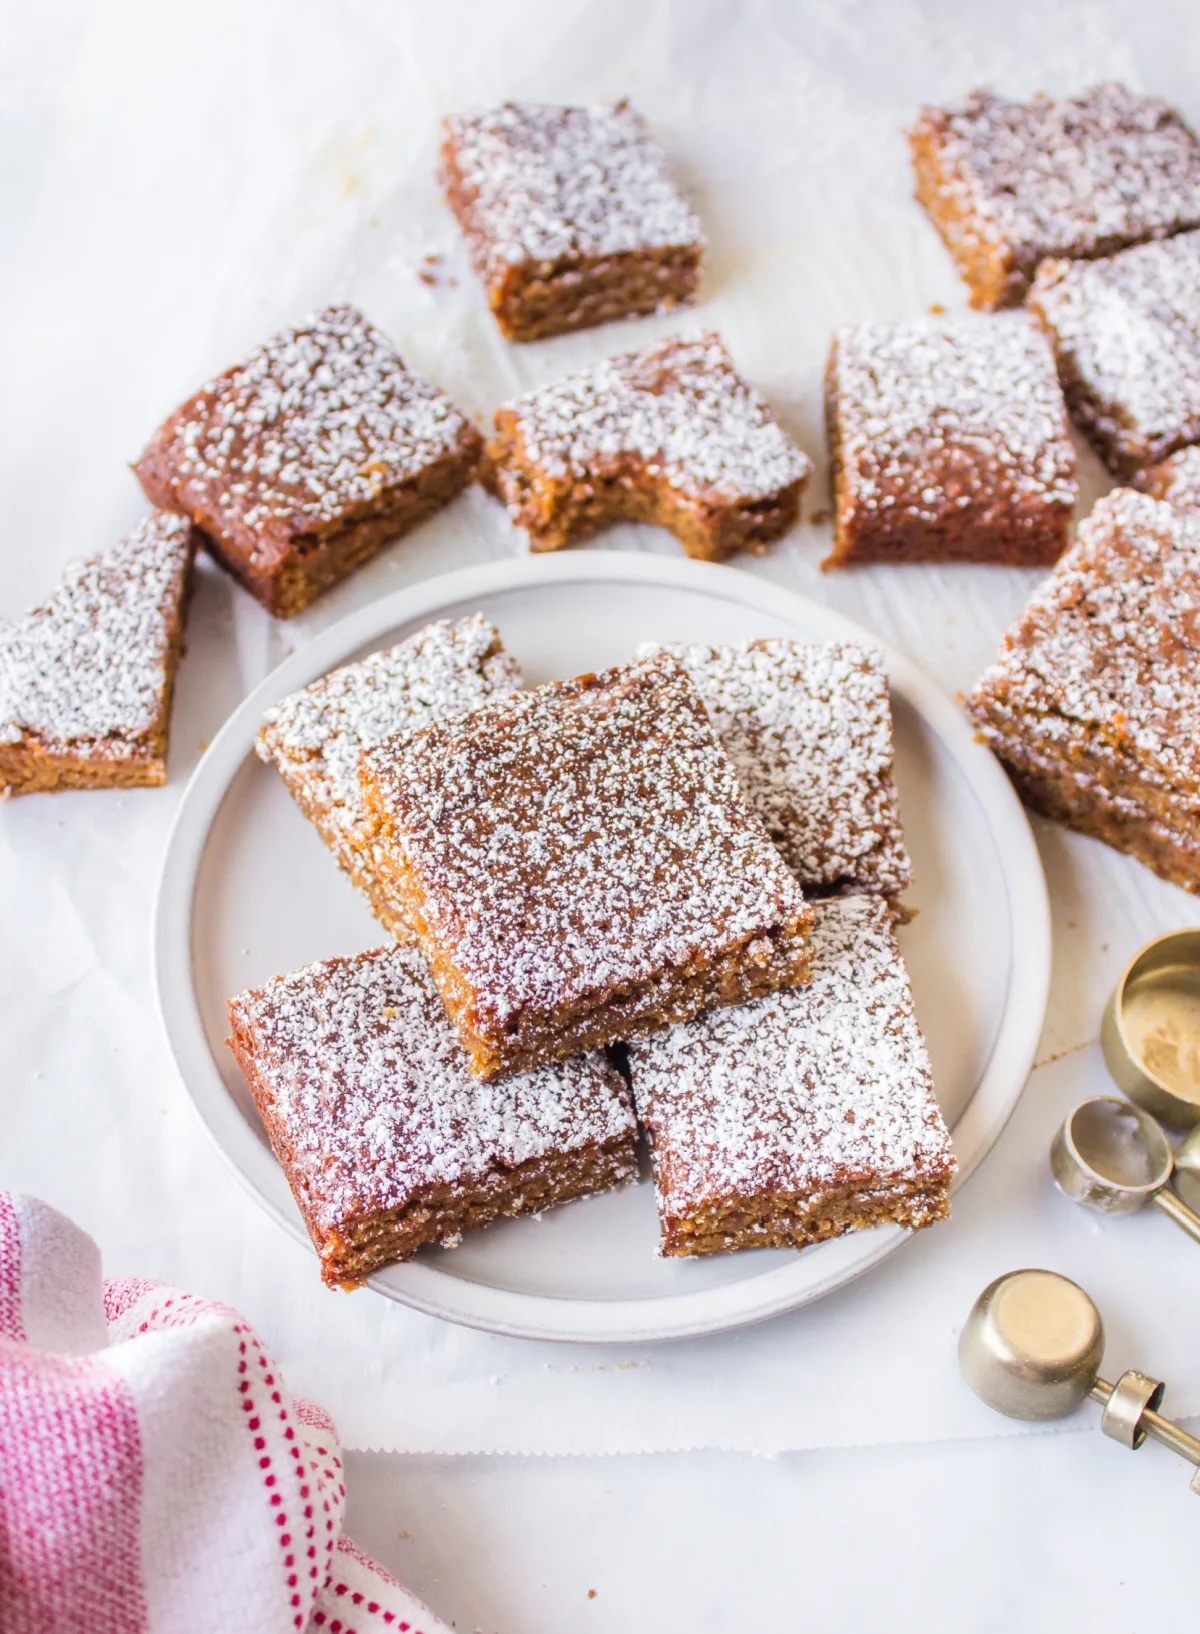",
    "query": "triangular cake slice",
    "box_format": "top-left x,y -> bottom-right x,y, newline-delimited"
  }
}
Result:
0,511 -> 196,795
